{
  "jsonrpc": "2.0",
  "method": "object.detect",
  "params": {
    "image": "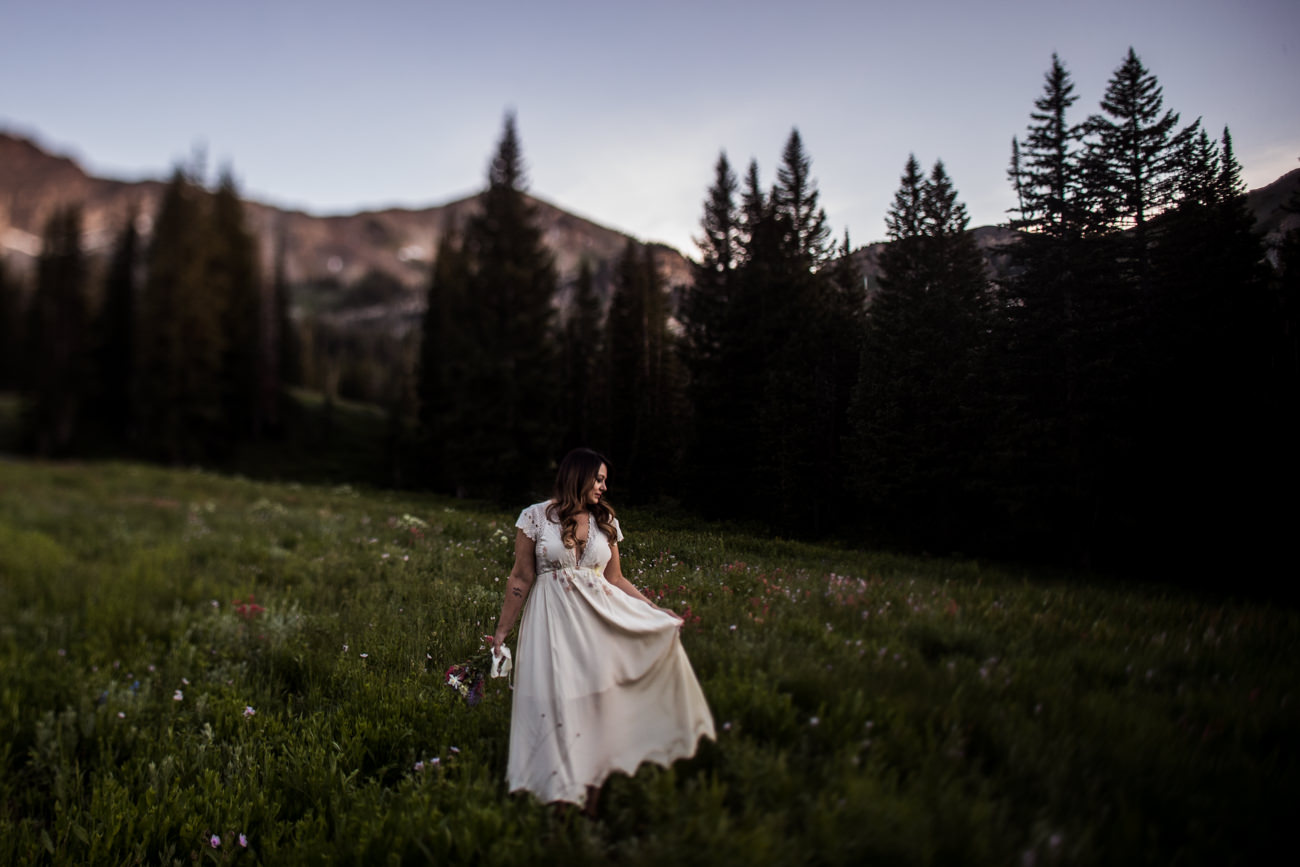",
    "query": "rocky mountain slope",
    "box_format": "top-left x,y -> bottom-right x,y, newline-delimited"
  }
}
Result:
0,131 -> 693,331
3,130 -> 1297,331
